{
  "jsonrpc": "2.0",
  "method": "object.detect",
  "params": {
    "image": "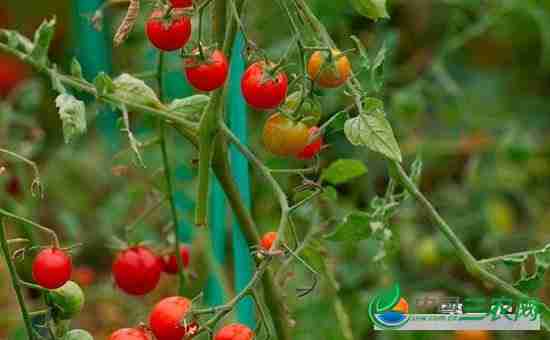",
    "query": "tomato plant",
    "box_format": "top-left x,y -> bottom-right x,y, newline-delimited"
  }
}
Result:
162,245 -> 190,274
307,49 -> 351,88
296,126 -> 323,159
241,62 -> 288,110
146,9 -> 192,51
108,328 -> 150,340
214,323 -> 254,340
149,296 -> 196,340
260,231 -> 277,251
32,247 -> 72,289
262,113 -> 310,156
184,49 -> 229,92
1,0 -> 550,339
112,246 -> 162,295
